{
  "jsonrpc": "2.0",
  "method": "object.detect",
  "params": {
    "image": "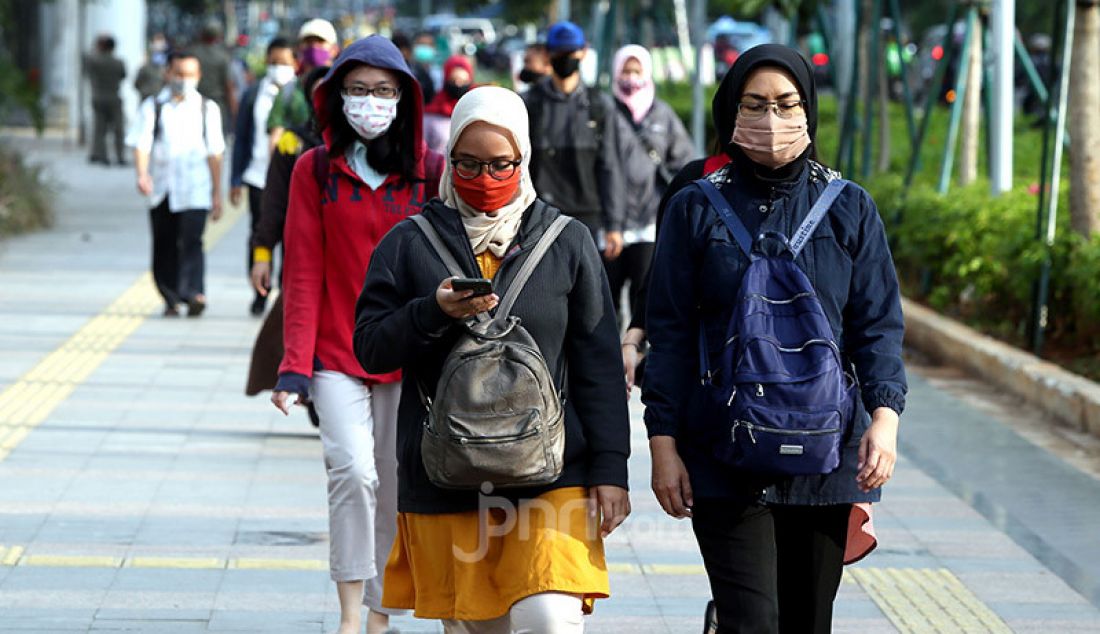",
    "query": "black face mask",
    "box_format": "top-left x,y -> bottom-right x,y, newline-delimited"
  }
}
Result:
551,55 -> 581,79
518,68 -> 545,84
444,81 -> 470,100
